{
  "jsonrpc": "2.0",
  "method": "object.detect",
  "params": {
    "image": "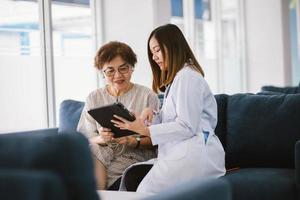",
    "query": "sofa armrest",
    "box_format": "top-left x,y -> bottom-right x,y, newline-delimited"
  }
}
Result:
4,128 -> 59,135
0,131 -> 99,200
0,169 -> 67,200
